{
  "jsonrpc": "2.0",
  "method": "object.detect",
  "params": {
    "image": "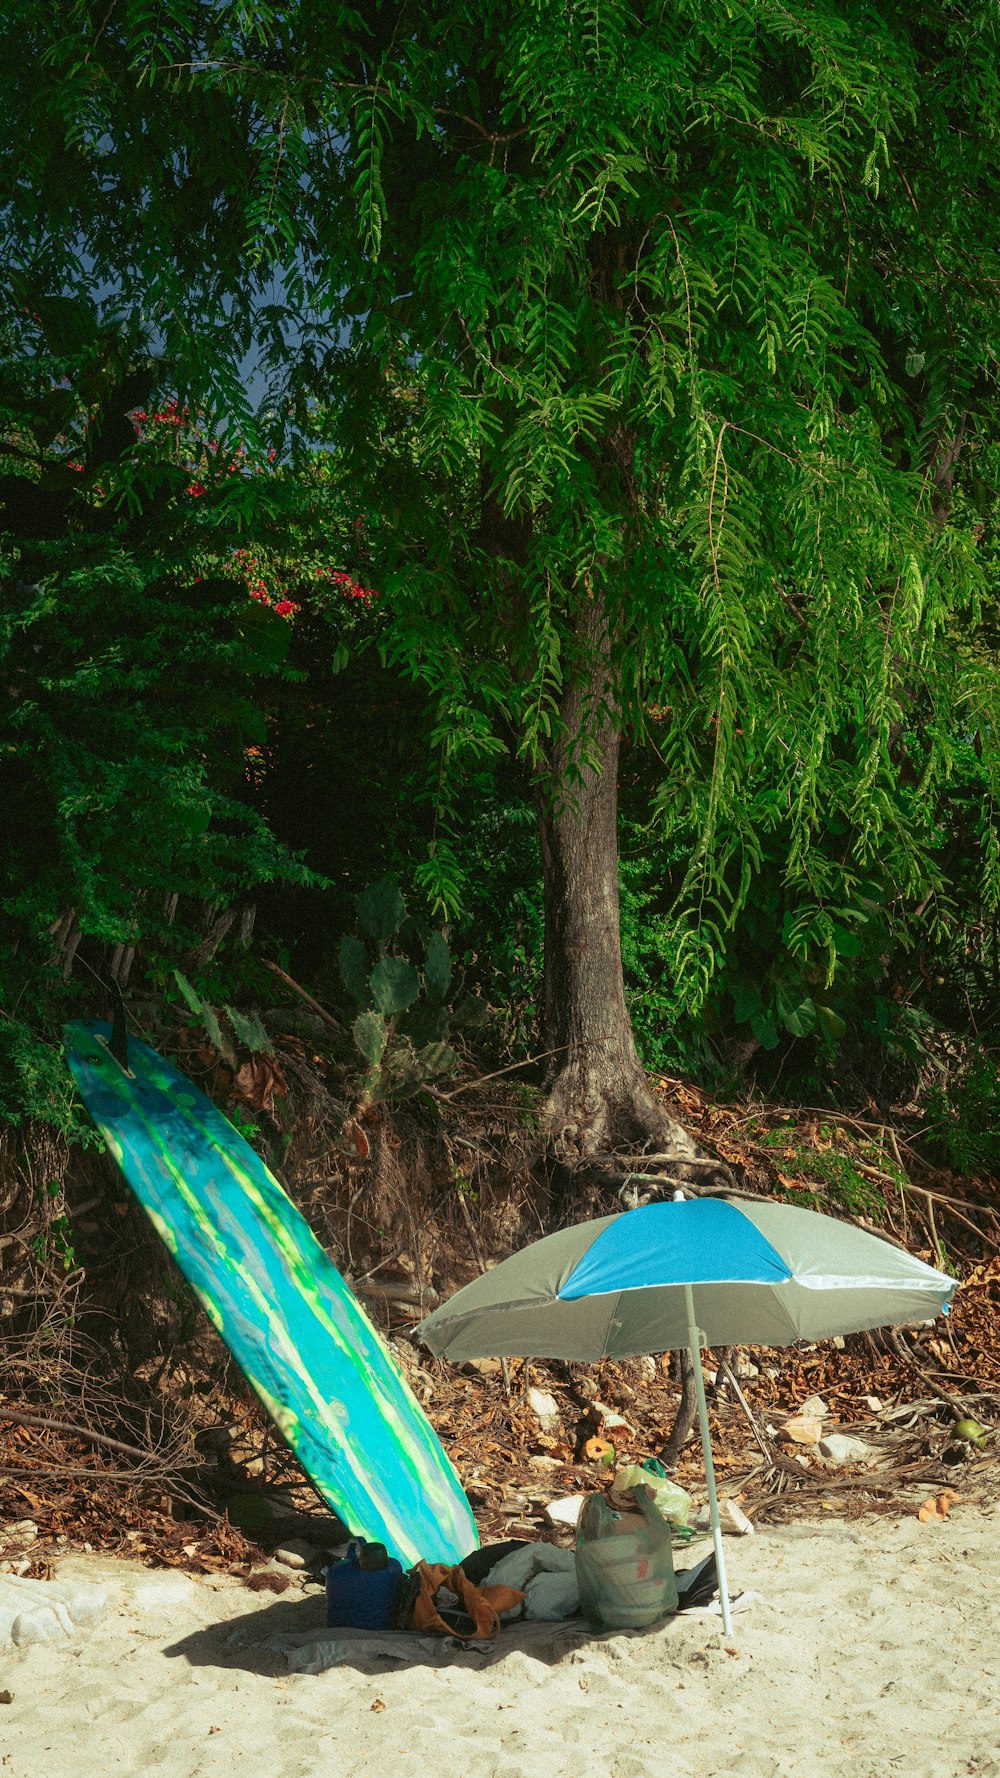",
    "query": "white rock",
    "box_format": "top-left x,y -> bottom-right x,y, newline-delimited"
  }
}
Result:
733,1356 -> 759,1380
543,1494 -> 588,1531
780,1416 -> 824,1446
817,1434 -> 875,1466
799,1395 -> 830,1419
864,1395 -> 883,1413
528,1387 -> 562,1434
0,1574 -> 106,1648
